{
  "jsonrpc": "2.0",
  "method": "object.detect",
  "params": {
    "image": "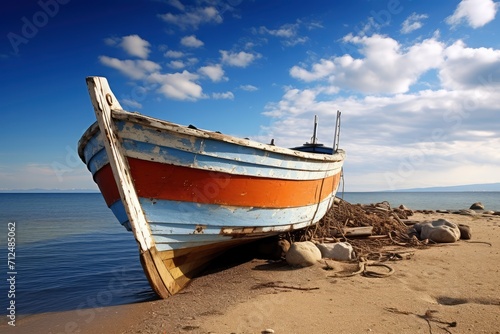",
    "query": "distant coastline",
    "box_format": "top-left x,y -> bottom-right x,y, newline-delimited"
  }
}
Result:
382,182 -> 500,192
